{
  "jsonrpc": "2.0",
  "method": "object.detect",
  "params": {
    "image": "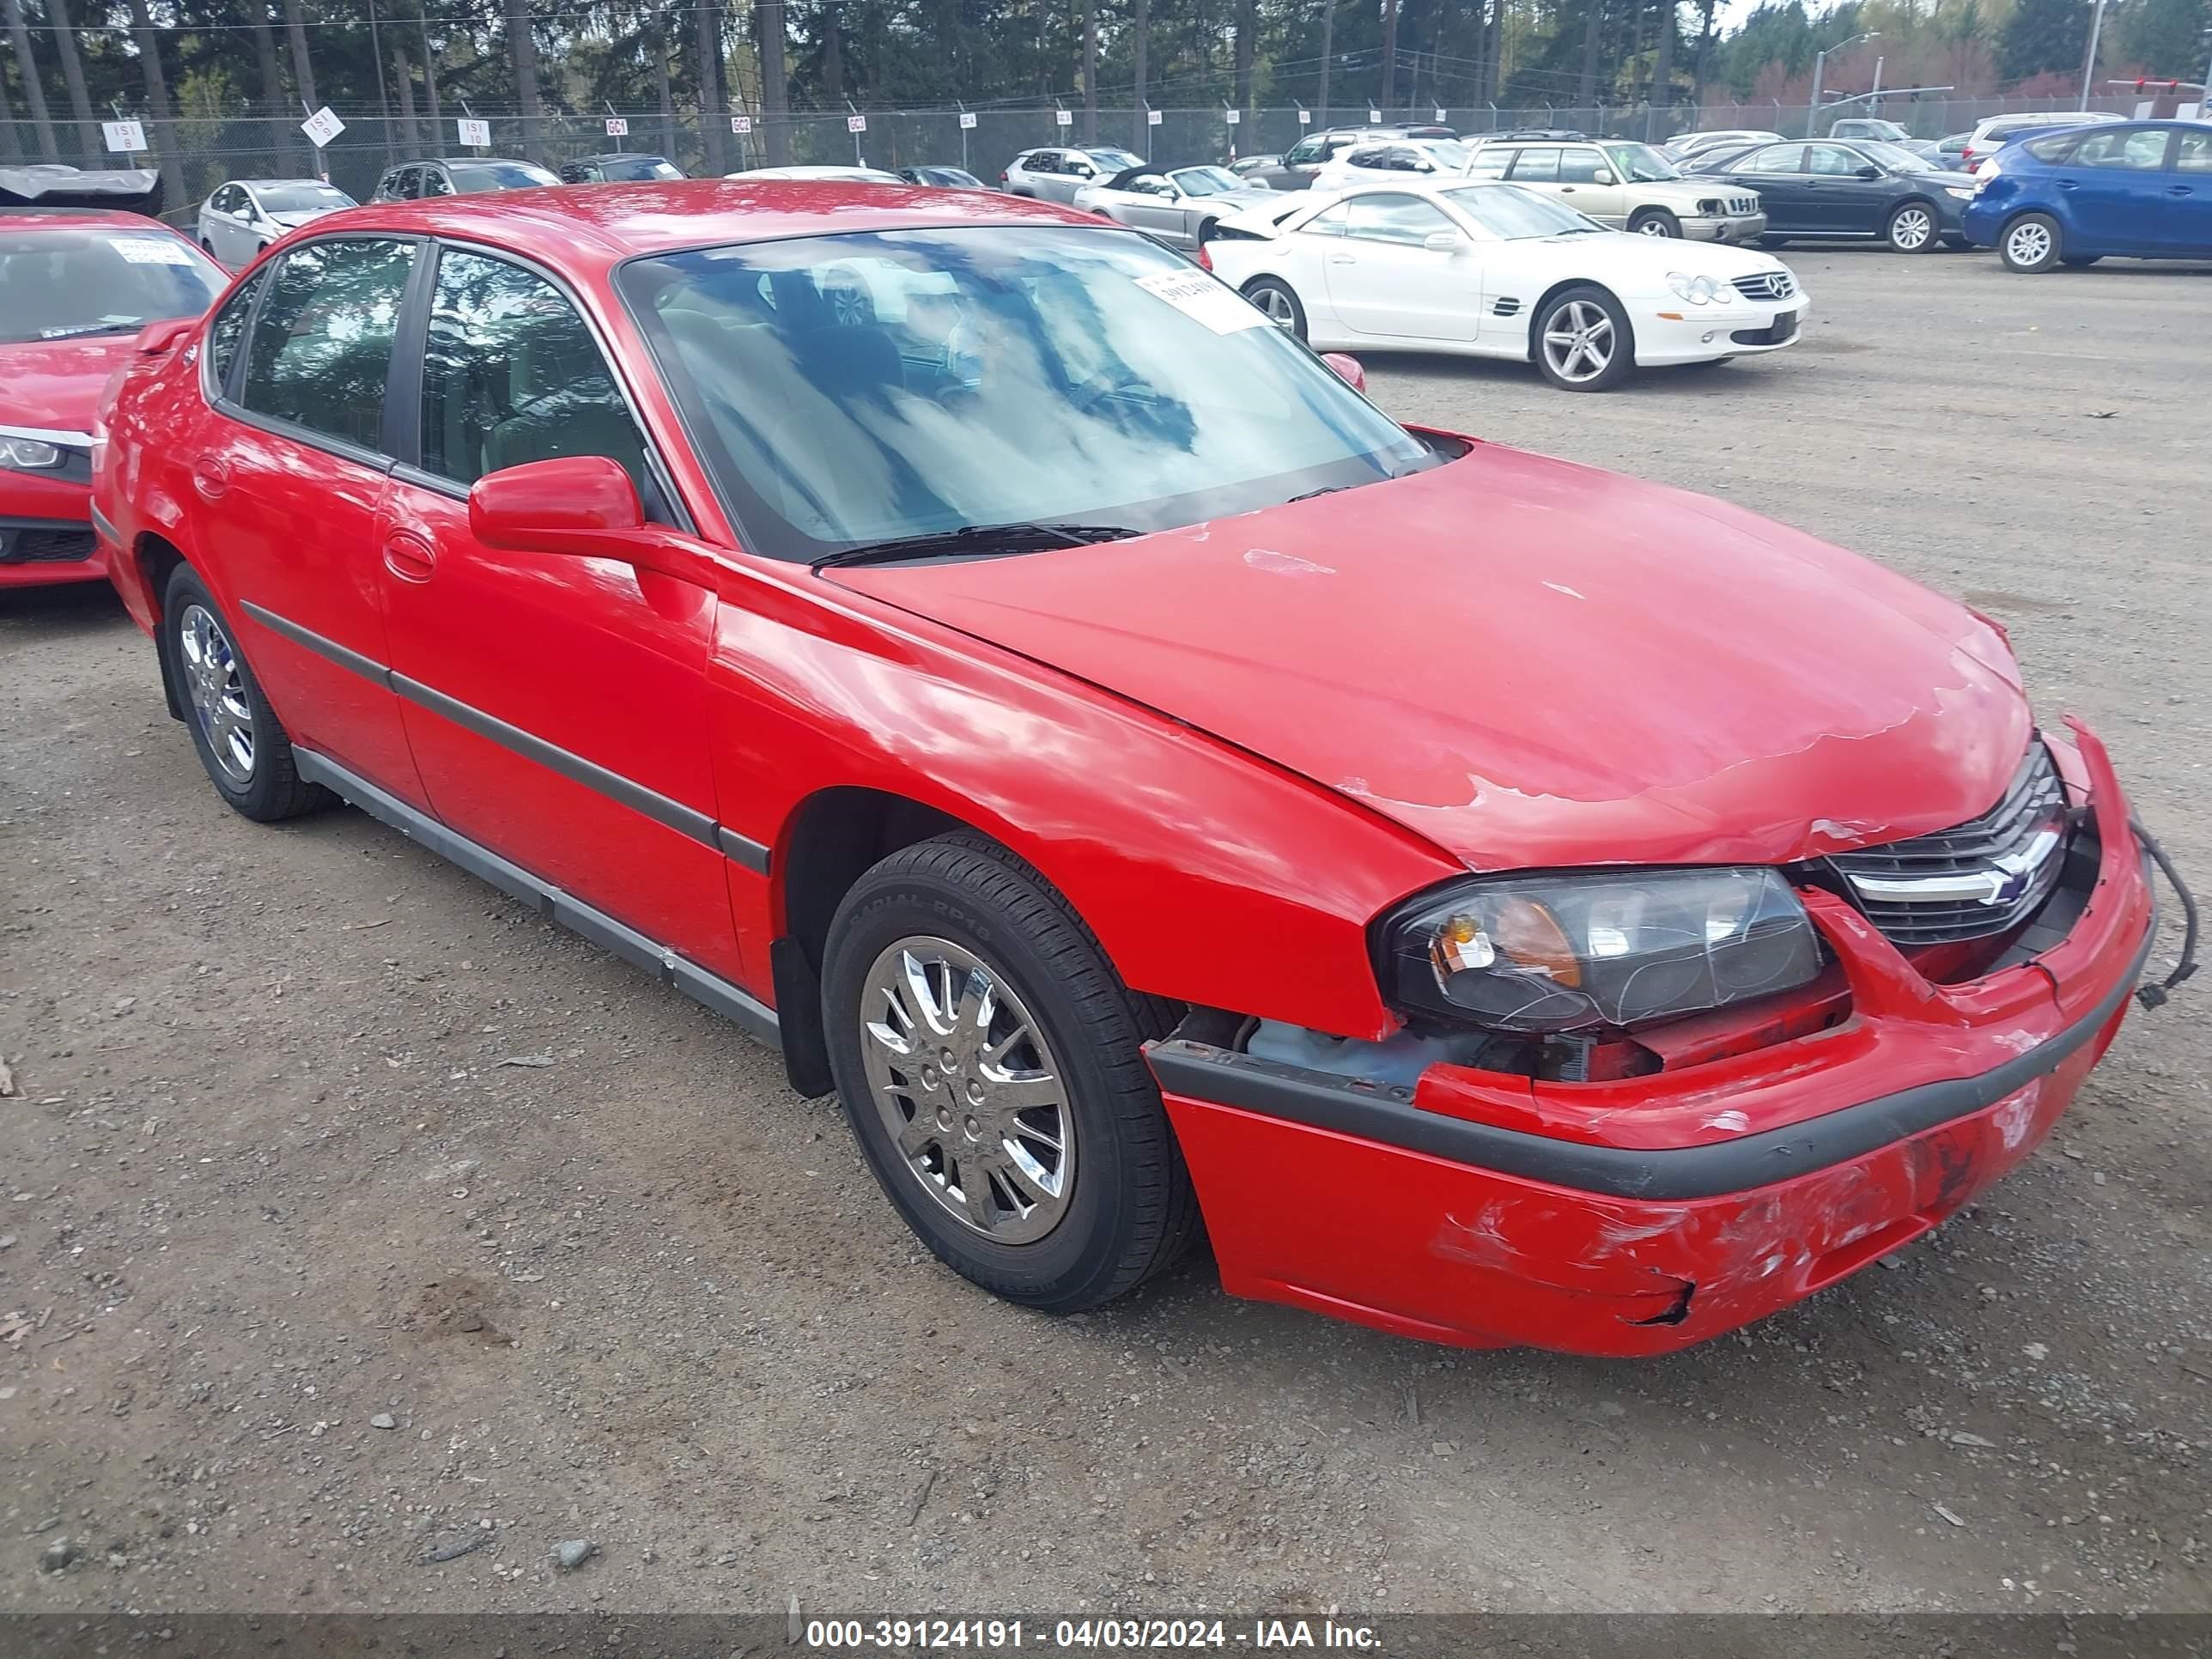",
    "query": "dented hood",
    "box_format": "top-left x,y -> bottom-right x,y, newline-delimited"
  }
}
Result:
830,443 -> 2032,872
